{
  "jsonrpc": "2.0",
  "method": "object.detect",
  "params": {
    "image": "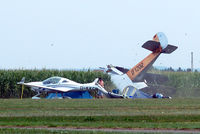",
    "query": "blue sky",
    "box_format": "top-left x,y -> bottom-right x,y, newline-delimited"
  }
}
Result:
0,0 -> 199,69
